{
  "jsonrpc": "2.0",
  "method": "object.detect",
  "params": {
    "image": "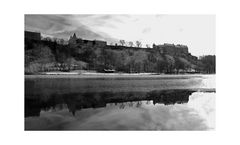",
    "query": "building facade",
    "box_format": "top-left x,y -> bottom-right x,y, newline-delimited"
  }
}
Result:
25,31 -> 41,41
68,33 -> 107,47
153,43 -> 189,55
